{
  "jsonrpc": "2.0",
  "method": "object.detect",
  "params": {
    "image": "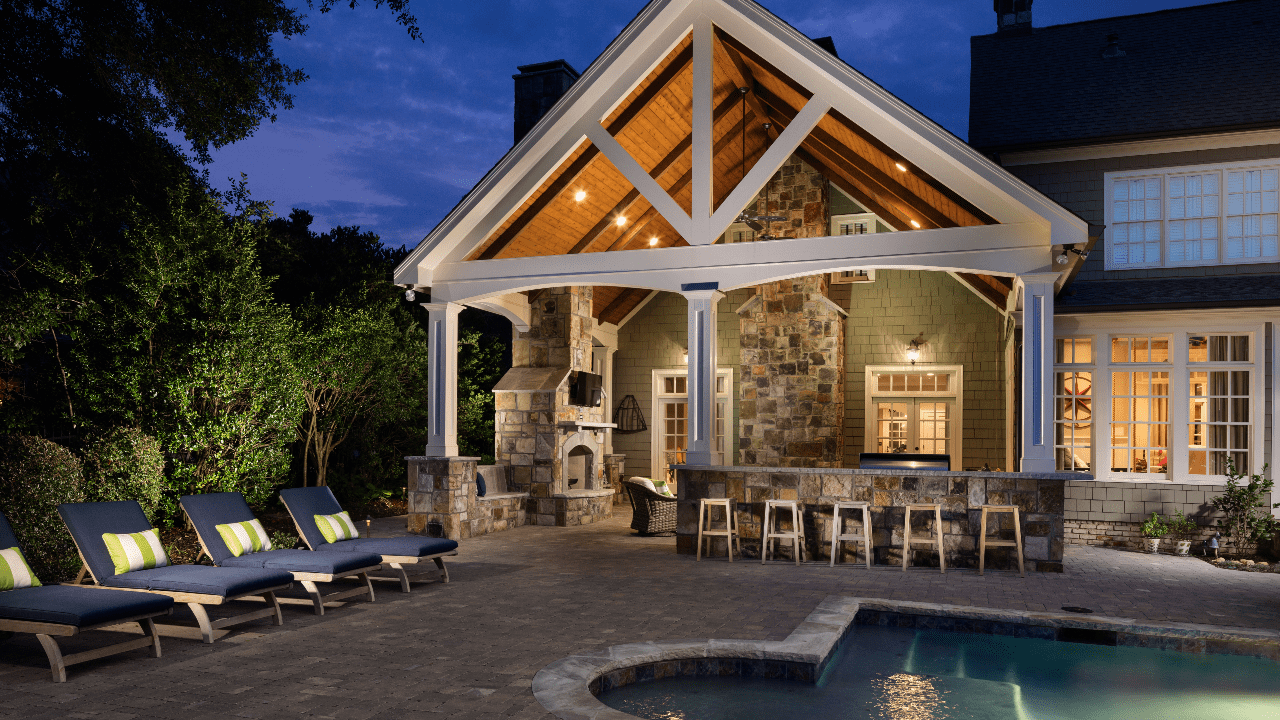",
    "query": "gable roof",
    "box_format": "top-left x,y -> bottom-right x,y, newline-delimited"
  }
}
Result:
970,0 -> 1280,153
396,0 -> 1085,311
